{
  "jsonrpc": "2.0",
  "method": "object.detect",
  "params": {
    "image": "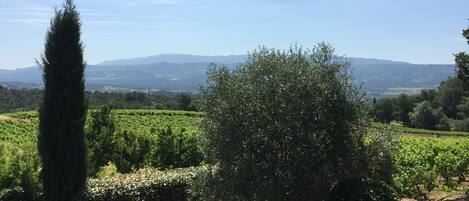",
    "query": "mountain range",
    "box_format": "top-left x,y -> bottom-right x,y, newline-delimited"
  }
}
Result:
0,54 -> 455,97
